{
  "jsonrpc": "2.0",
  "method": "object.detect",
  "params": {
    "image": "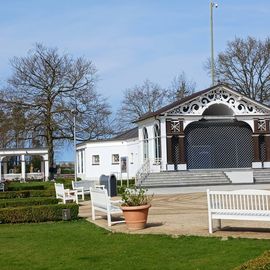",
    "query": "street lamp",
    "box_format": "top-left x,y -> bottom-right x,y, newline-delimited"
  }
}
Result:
71,109 -> 78,182
210,1 -> 218,86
